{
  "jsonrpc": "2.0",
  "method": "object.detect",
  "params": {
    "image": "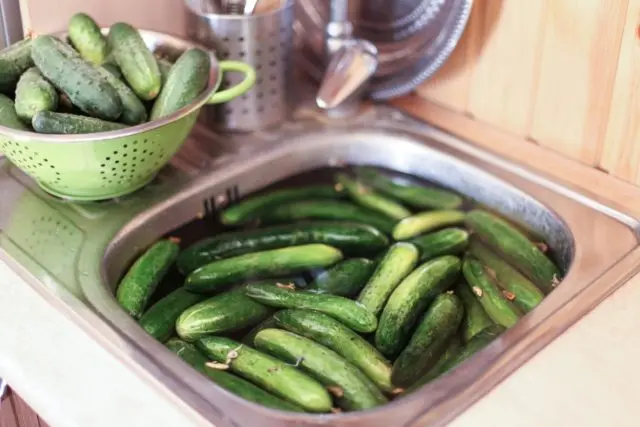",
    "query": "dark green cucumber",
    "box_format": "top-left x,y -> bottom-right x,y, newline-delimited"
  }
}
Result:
115,239 -> 180,319
139,288 -> 206,342
462,256 -> 522,328
245,283 -> 377,333
255,329 -> 387,411
356,166 -> 464,210
103,62 -> 124,80
273,309 -> 394,393
391,292 -> 464,388
242,315 -> 278,345
0,38 -> 34,94
357,242 -> 419,316
393,209 -> 465,240
166,338 -> 304,412
176,288 -> 273,342
0,94 -> 28,130
14,67 -> 58,123
68,13 -> 109,65
108,22 -> 162,101
465,209 -> 561,293
185,244 -> 343,293
375,256 -> 461,358
307,258 -> 376,297
32,111 -> 126,134
456,282 -> 494,343
410,228 -> 469,262
422,335 -> 462,383
220,185 -> 344,225
177,221 -> 388,274
335,173 -> 411,220
97,65 -> 147,125
157,57 -> 173,85
197,336 -> 332,412
468,239 -> 544,312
